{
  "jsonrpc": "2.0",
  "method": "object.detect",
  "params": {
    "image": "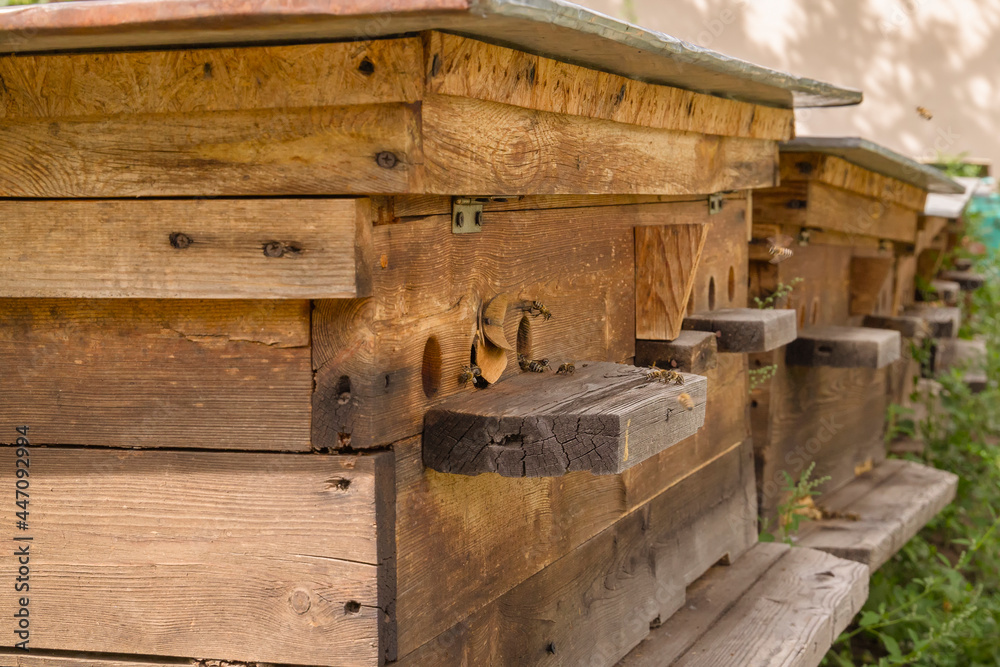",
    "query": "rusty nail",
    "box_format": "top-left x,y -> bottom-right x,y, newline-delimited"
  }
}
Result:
376,151 -> 398,169
169,232 -> 192,249
263,241 -> 285,258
